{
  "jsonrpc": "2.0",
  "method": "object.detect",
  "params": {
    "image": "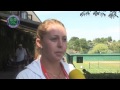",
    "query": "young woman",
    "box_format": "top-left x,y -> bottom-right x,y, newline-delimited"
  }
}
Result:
16,19 -> 74,79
